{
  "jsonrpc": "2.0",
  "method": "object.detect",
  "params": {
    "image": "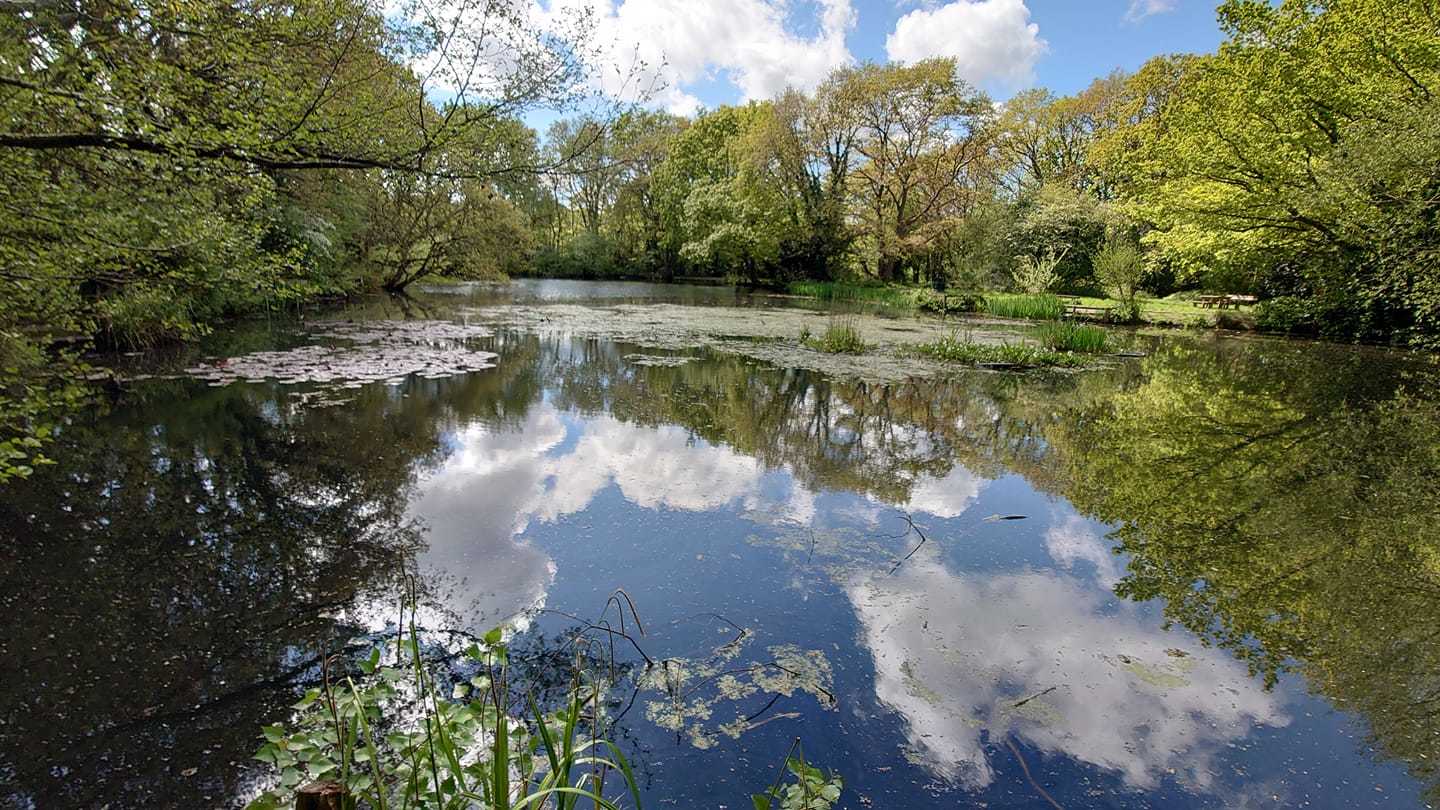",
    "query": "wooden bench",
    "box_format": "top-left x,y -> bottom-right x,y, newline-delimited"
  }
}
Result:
1062,303 -> 1113,320
1194,294 -> 1258,310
